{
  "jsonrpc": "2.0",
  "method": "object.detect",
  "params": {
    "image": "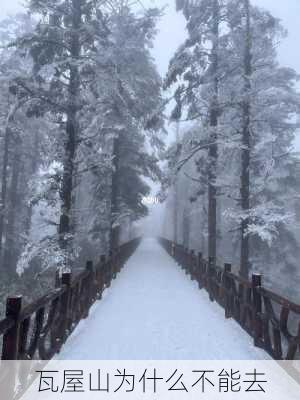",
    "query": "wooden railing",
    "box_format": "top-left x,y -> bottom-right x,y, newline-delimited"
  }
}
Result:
0,237 -> 141,360
159,237 -> 300,361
